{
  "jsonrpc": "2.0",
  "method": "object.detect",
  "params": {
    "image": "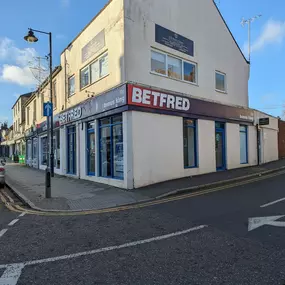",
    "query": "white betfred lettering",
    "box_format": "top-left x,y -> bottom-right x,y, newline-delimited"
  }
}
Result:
132,87 -> 142,103
182,98 -> 190,111
160,93 -> 167,107
142,89 -> 151,105
152,91 -> 160,106
167,95 -> 175,109
175,97 -> 183,110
